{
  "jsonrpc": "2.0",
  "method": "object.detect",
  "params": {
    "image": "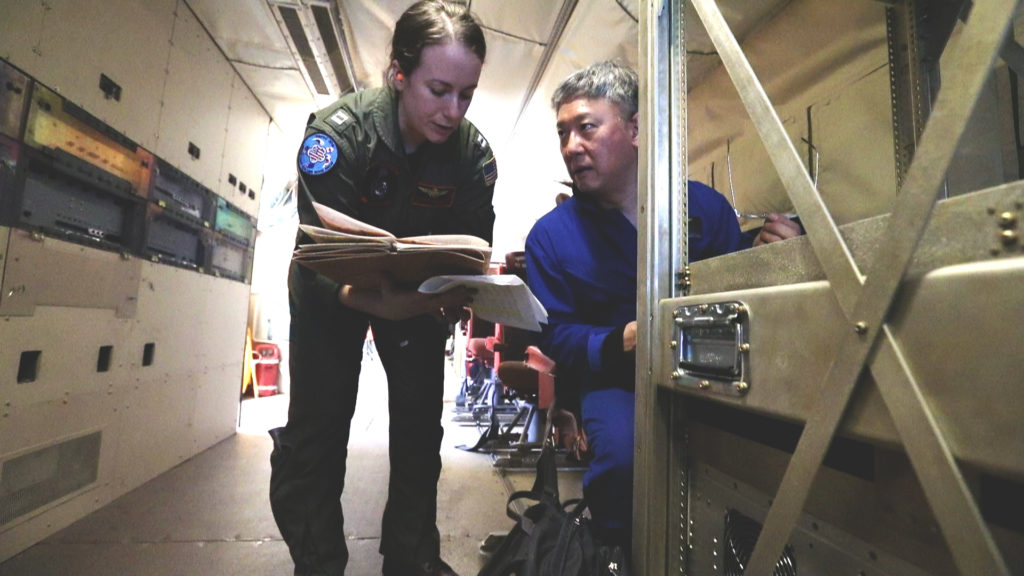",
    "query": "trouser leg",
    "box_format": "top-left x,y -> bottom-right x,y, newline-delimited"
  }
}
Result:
581,387 -> 636,548
372,314 -> 449,562
270,264 -> 368,576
